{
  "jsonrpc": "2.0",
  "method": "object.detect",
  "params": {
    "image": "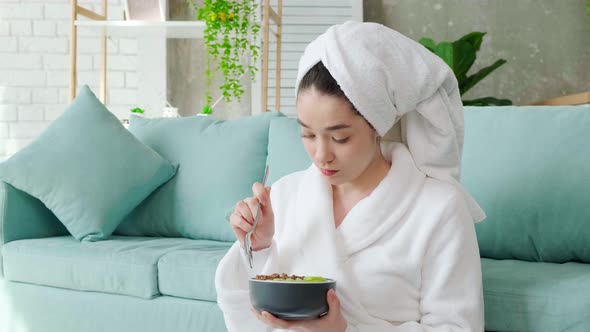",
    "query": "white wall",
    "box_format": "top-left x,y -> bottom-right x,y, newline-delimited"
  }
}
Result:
266,0 -> 362,116
0,0 -> 139,161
